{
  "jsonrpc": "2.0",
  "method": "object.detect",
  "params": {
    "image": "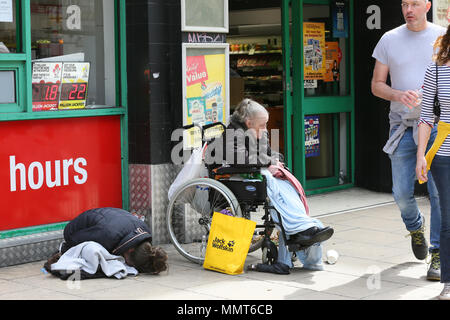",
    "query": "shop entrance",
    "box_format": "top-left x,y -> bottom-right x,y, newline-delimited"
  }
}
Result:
228,0 -> 354,194
292,0 -> 355,193
228,2 -> 285,154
